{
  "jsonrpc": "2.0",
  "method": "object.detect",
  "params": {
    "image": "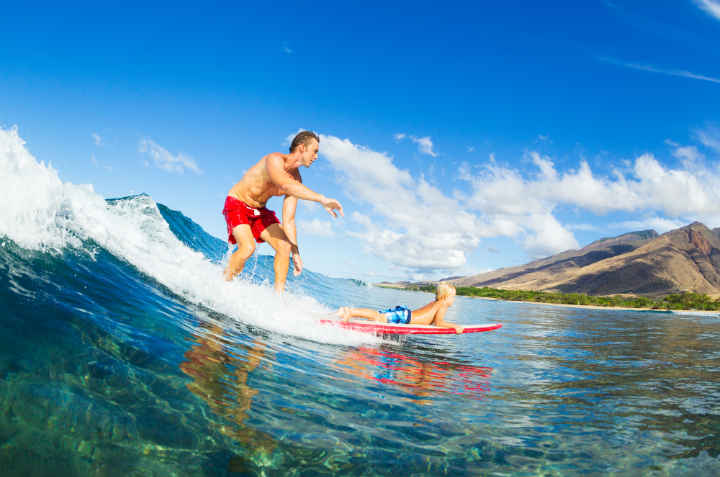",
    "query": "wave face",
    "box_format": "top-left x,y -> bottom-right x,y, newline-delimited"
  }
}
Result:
0,126 -> 371,344
156,201 -> 228,264
2,126 -> 720,475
